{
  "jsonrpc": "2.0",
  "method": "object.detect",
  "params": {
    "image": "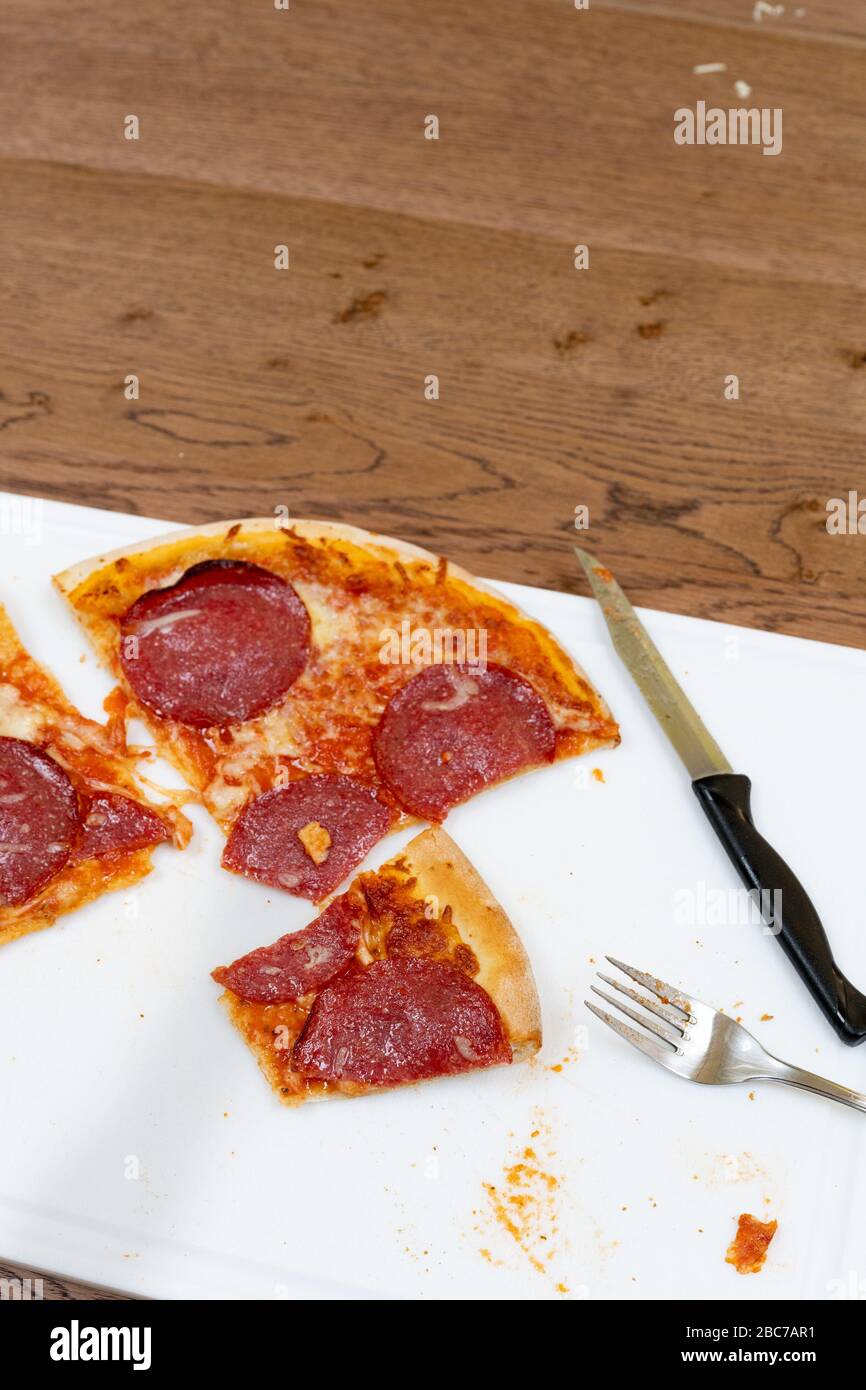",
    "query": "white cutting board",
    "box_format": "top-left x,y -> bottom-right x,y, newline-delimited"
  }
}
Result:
0,494 -> 864,1301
